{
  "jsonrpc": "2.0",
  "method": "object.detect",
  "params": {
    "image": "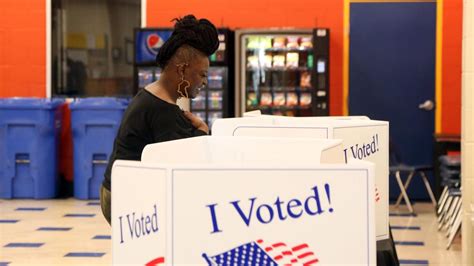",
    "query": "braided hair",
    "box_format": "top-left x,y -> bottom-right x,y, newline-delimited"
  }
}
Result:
156,15 -> 219,69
